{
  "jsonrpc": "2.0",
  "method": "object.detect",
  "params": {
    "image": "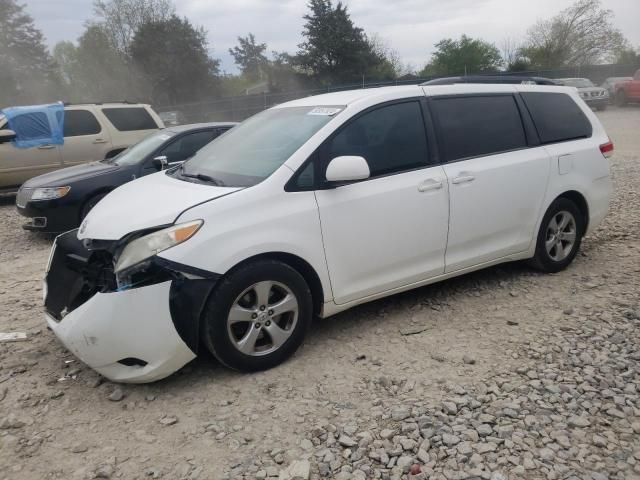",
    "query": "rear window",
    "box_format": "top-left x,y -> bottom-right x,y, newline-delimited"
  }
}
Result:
102,107 -> 158,131
521,92 -> 592,144
61,110 -> 101,137
431,95 -> 527,162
